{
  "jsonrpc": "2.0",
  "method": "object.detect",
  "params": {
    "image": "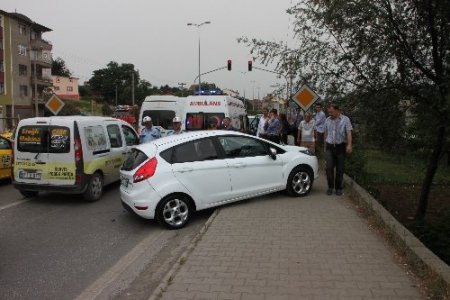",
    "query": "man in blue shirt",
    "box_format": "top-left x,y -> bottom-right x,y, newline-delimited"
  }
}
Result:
167,116 -> 184,136
140,116 -> 161,144
324,103 -> 353,196
264,108 -> 282,144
